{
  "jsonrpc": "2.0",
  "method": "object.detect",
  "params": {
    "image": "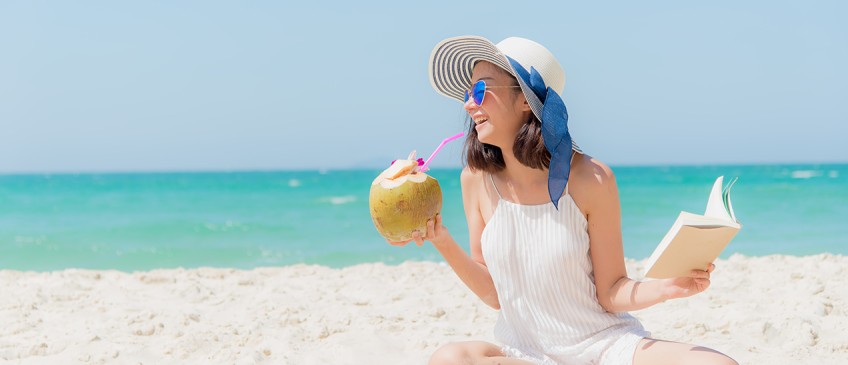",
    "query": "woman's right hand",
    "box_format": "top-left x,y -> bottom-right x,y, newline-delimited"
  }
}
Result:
387,238 -> 416,246
386,213 -> 450,248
